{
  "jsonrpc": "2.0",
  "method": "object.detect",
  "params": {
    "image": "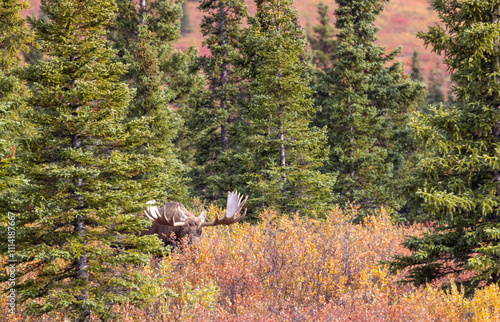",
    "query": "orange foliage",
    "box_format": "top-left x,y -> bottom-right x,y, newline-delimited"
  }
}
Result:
3,206 -> 500,320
